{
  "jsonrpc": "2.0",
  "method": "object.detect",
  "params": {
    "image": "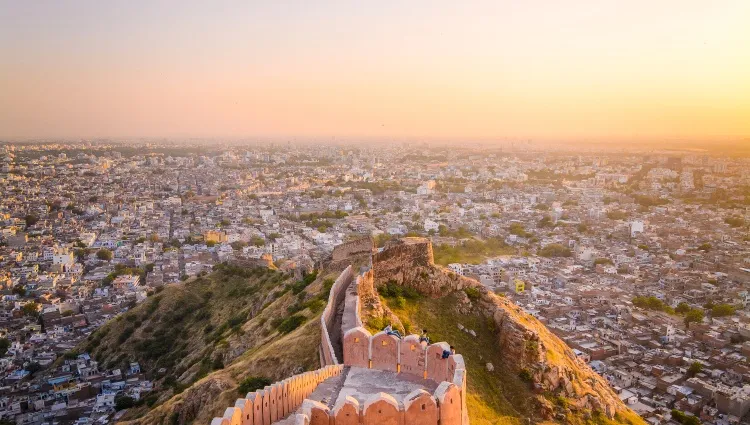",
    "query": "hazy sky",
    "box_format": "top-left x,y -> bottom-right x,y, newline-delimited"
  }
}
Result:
1,1 -> 749,143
